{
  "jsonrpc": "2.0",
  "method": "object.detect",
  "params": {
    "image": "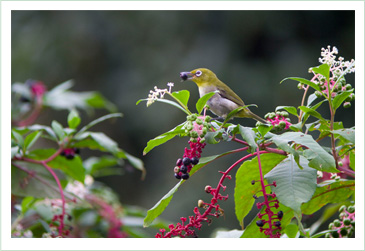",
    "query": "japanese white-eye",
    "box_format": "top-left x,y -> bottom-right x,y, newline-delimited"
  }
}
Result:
180,68 -> 266,123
